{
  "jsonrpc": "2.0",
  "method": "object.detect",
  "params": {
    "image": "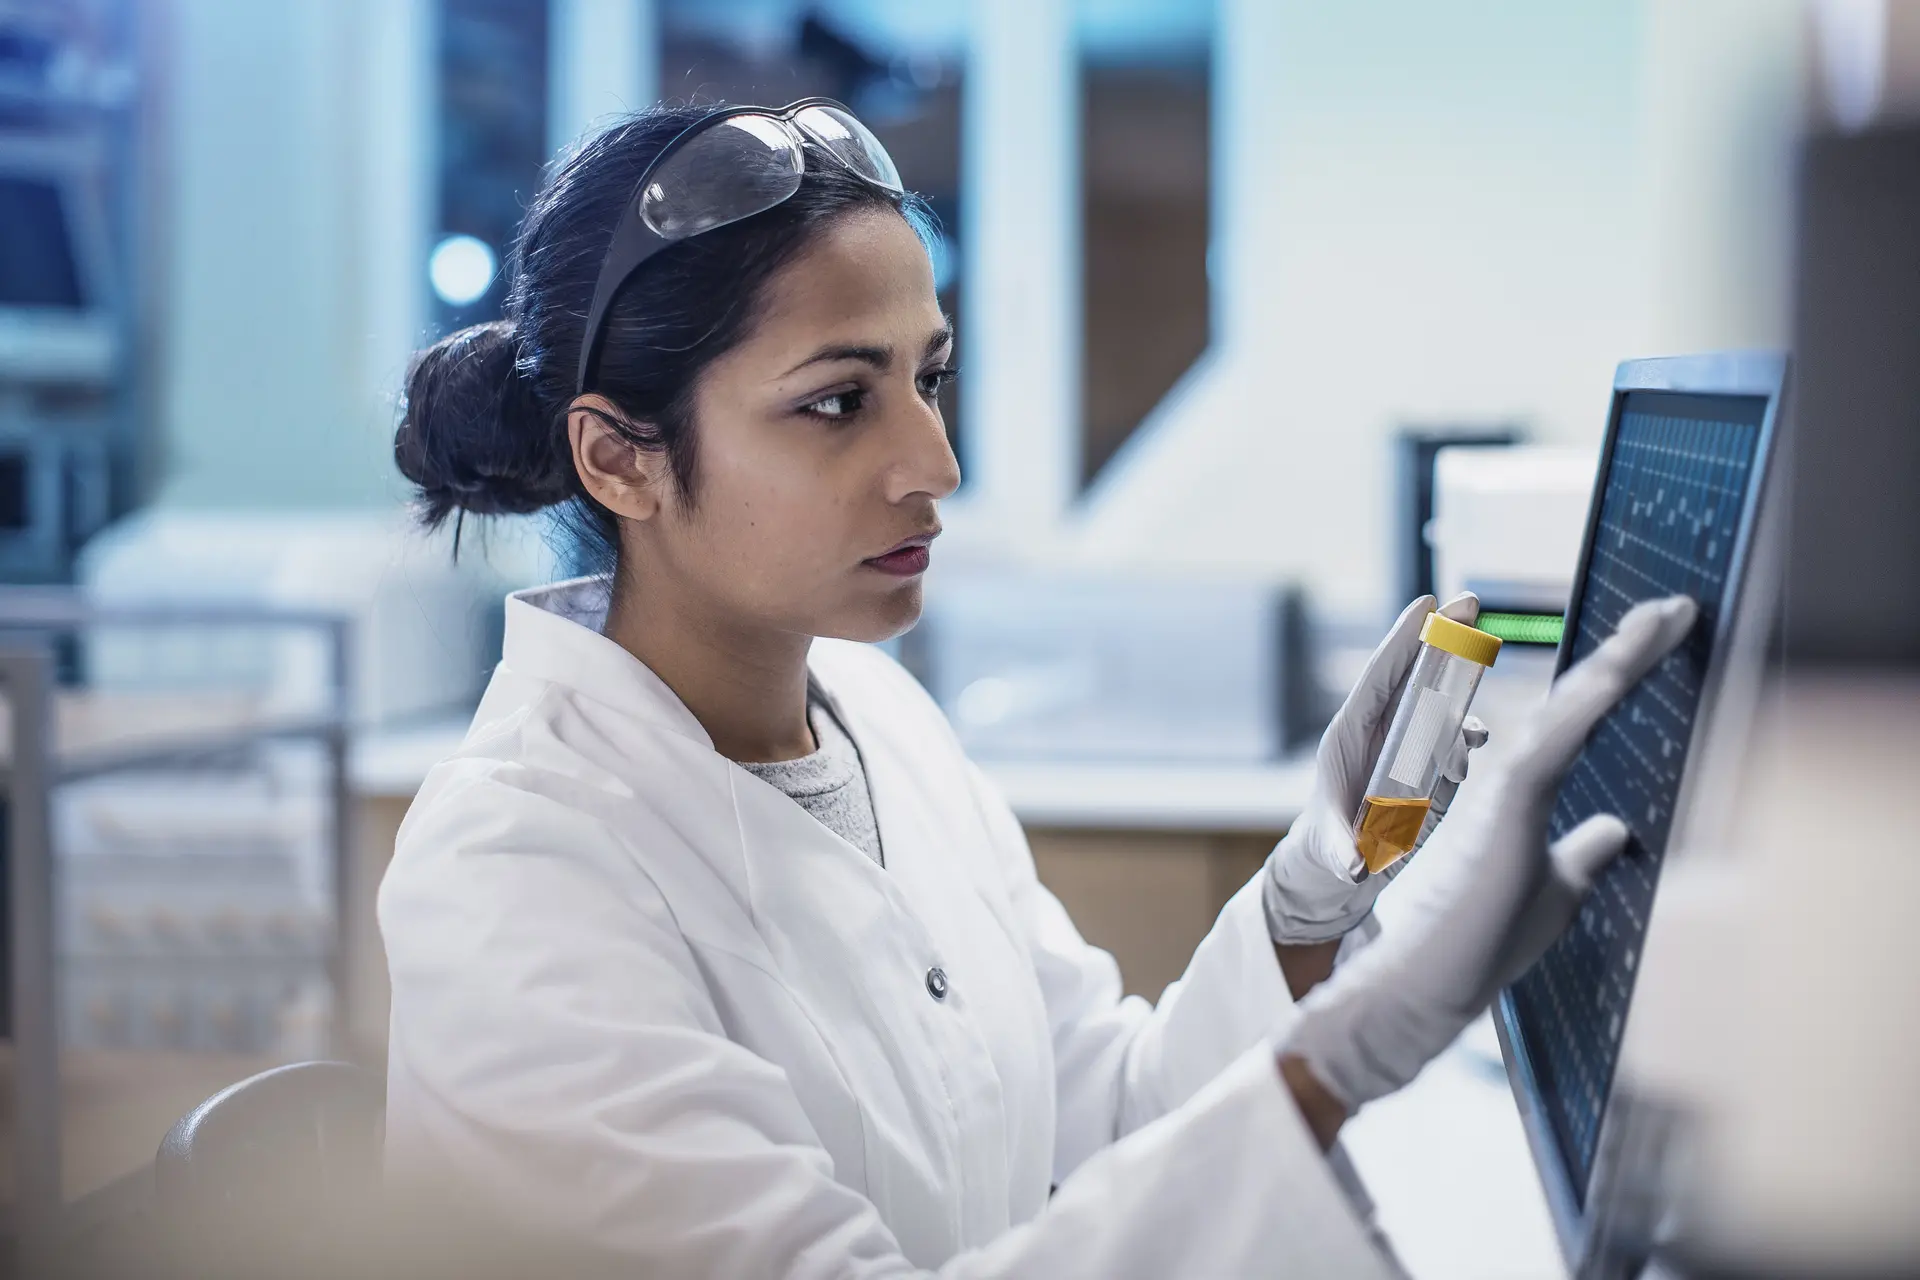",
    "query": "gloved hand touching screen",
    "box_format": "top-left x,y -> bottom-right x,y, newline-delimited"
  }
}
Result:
1278,594 -> 1699,1113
